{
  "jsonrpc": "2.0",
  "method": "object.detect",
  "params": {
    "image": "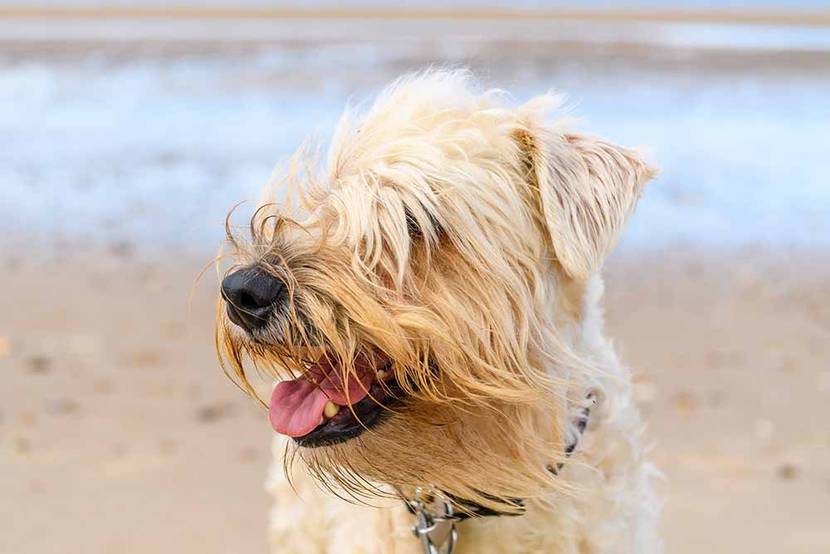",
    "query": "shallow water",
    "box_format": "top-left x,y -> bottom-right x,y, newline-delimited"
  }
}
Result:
1,39 -> 828,255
